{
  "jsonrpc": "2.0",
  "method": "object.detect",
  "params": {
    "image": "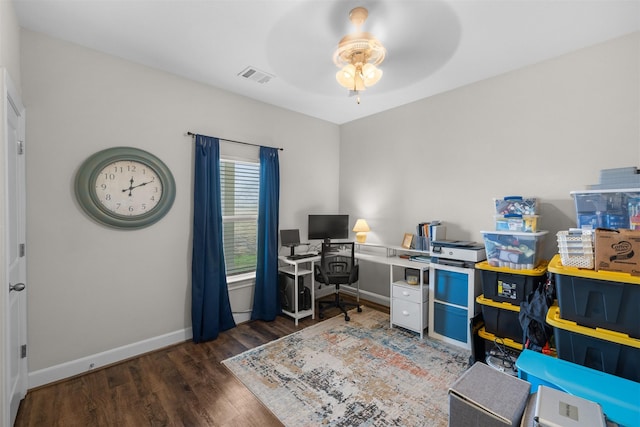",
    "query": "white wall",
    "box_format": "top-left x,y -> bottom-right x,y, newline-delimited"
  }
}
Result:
18,27 -> 640,387
0,0 -> 21,90
340,32 -> 640,298
20,30 -> 340,381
